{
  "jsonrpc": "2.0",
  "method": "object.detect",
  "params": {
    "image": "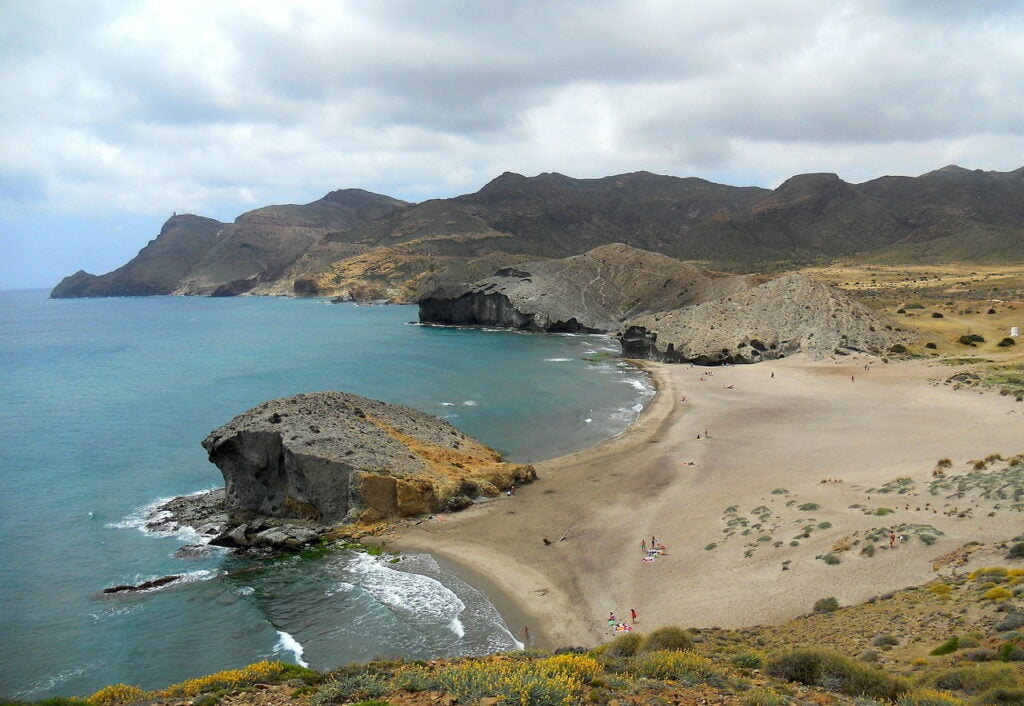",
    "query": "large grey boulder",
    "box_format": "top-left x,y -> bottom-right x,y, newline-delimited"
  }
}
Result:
201,391 -> 534,524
